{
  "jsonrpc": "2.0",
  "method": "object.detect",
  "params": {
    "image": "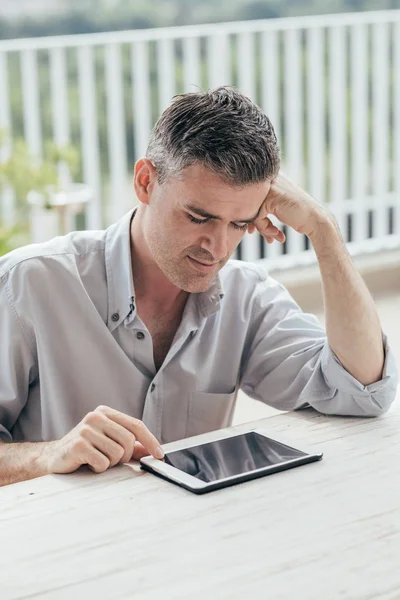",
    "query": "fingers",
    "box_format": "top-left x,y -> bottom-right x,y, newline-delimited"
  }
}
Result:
131,441 -> 152,461
94,406 -> 164,460
81,426 -> 126,468
264,228 -> 286,243
249,217 -> 286,244
75,438 -> 111,474
89,412 -> 135,464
